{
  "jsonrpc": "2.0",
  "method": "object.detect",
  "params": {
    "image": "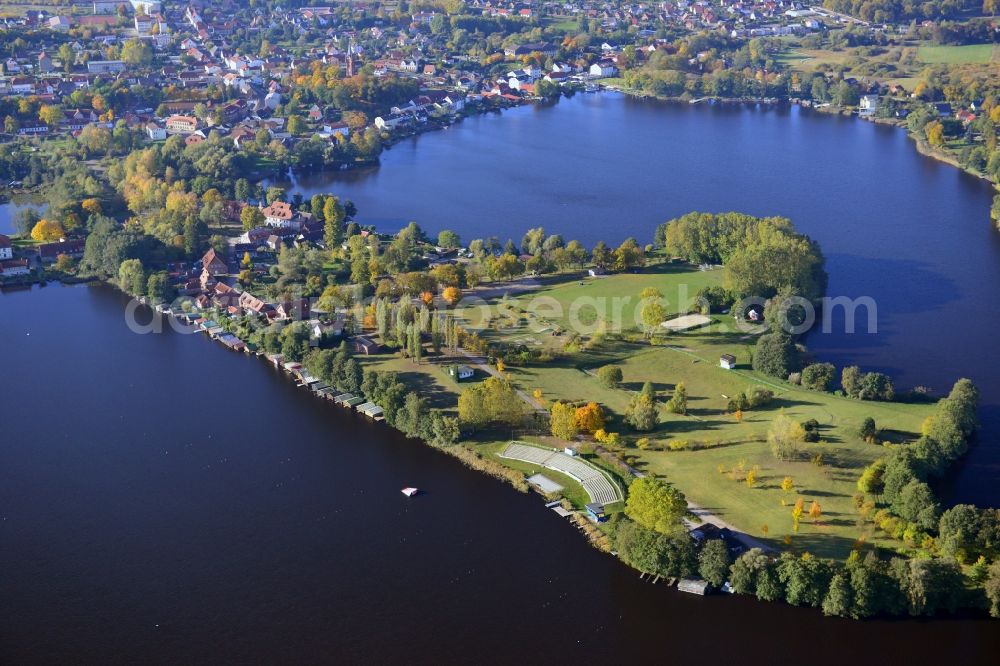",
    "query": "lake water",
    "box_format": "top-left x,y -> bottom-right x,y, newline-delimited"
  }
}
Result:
5,94 -> 1000,662
2,283 -> 999,664
0,199 -> 46,236
277,92 -> 1000,507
